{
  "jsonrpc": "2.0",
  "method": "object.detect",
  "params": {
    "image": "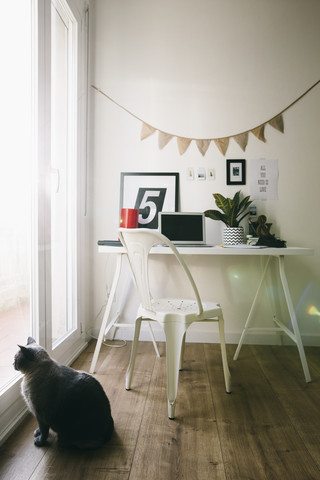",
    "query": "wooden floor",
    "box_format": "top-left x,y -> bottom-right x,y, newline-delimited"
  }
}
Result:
1,341 -> 320,480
